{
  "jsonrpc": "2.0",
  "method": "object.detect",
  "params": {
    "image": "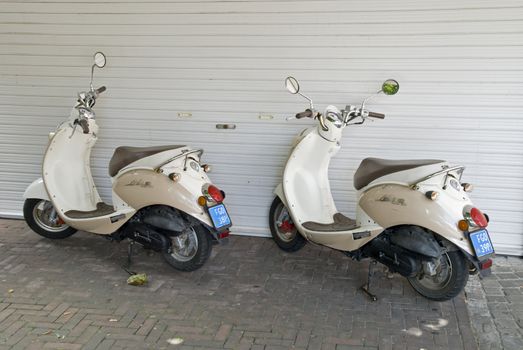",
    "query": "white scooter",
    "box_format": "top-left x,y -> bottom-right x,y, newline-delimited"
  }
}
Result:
23,52 -> 232,271
270,77 -> 494,301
